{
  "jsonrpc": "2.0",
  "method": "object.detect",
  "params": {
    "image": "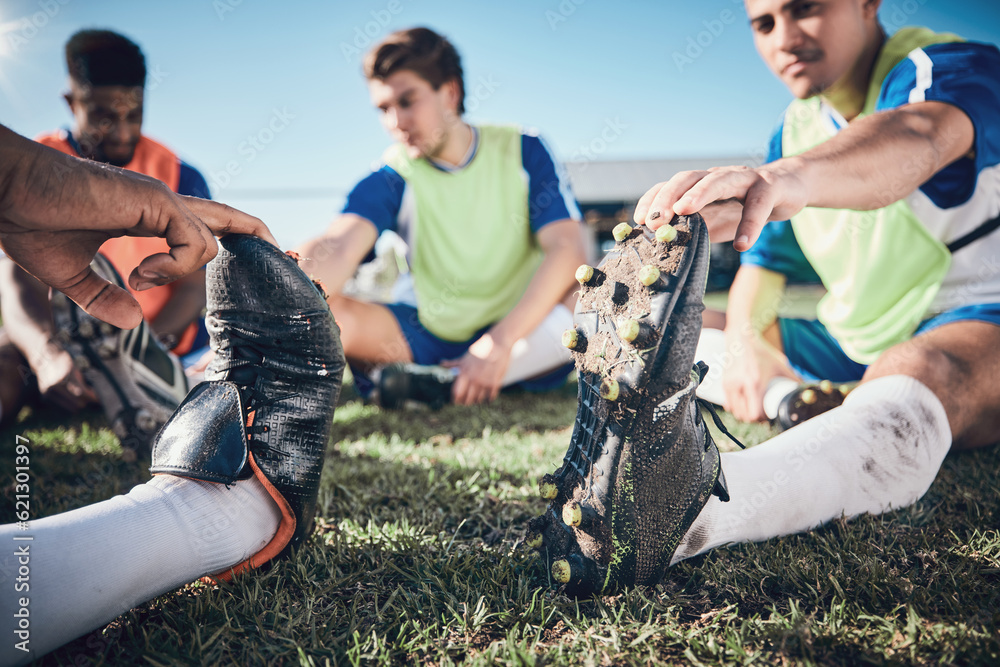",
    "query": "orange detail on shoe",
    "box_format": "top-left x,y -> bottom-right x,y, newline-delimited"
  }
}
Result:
246,410 -> 256,429
285,250 -> 302,261
206,452 -> 297,584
